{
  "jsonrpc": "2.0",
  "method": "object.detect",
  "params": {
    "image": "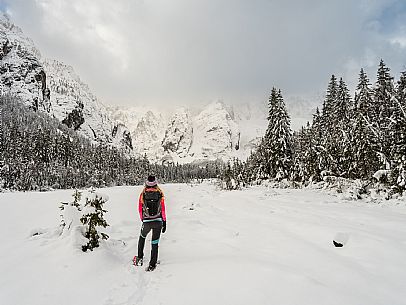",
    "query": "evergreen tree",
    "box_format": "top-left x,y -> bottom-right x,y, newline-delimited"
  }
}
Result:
259,88 -> 293,180
221,161 -> 237,190
319,75 -> 338,174
332,78 -> 352,176
374,60 -> 396,170
349,69 -> 379,179
321,75 -> 338,128
354,69 -> 373,115
291,127 -> 307,182
390,71 -> 406,193
374,60 -> 395,124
